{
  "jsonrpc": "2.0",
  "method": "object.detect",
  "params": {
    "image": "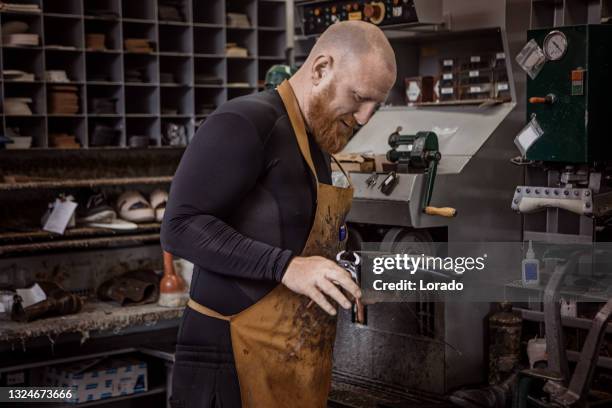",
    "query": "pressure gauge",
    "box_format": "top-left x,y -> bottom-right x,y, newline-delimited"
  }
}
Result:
543,30 -> 568,61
